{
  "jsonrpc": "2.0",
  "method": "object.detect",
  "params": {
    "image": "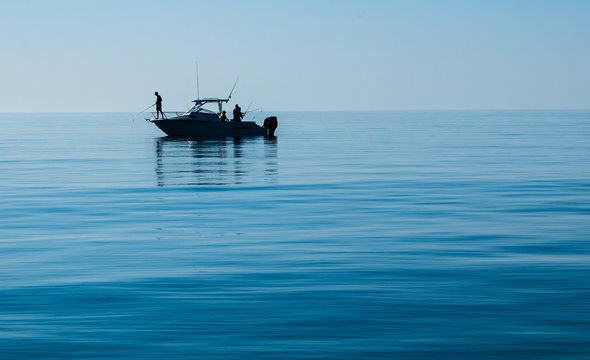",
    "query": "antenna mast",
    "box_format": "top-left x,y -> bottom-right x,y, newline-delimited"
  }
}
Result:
195,60 -> 200,100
